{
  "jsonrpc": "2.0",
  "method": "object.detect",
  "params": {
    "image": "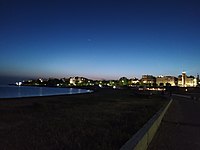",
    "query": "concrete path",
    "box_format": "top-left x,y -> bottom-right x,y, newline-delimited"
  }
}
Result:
148,95 -> 200,150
